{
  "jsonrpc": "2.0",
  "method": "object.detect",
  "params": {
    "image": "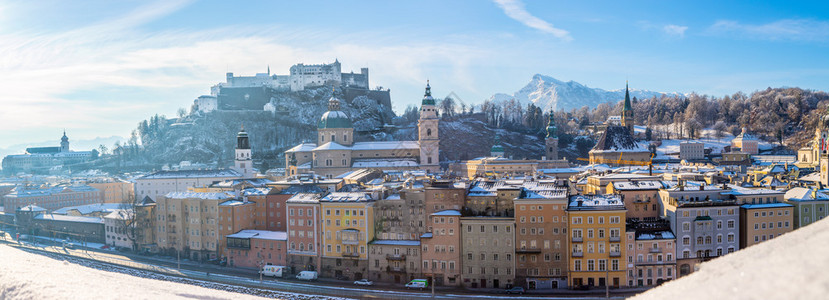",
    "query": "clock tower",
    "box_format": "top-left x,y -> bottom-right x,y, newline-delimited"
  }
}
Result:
418,81 -> 440,173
